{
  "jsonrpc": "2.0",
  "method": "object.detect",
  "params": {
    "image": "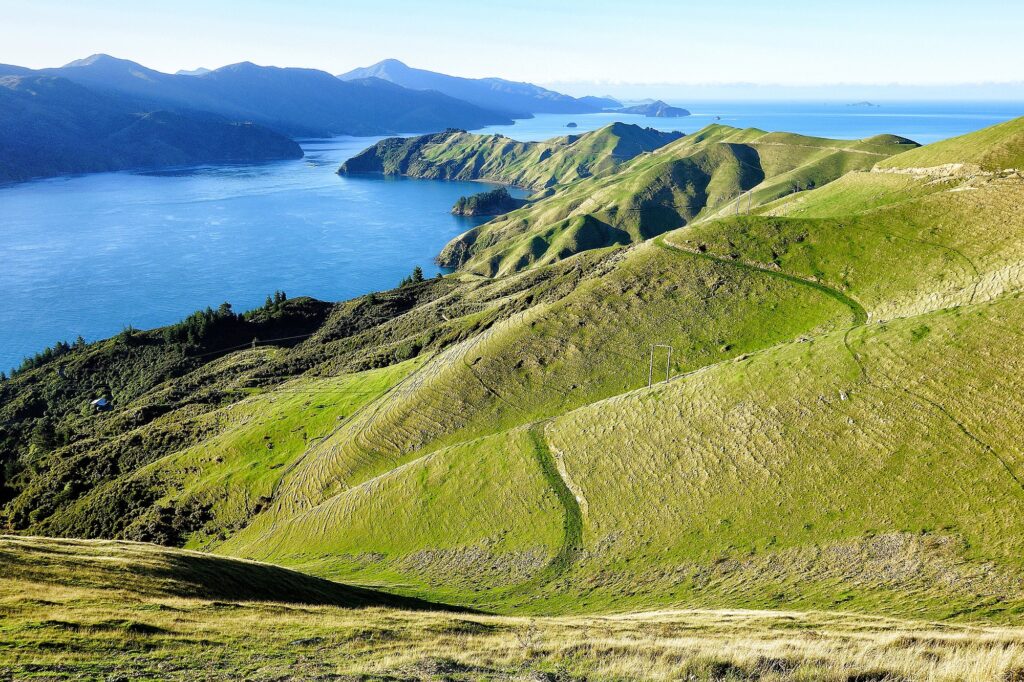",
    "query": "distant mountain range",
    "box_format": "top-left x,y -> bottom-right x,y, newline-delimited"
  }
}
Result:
0,55 -> 640,183
0,73 -> 302,184
35,55 -> 513,138
338,59 -> 621,117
